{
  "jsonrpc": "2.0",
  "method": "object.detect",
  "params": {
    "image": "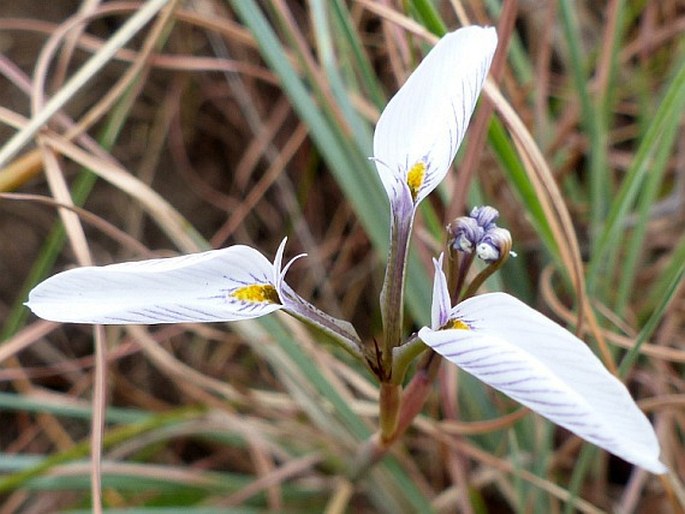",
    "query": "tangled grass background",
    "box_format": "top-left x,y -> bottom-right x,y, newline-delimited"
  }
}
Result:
0,1 -> 683,512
